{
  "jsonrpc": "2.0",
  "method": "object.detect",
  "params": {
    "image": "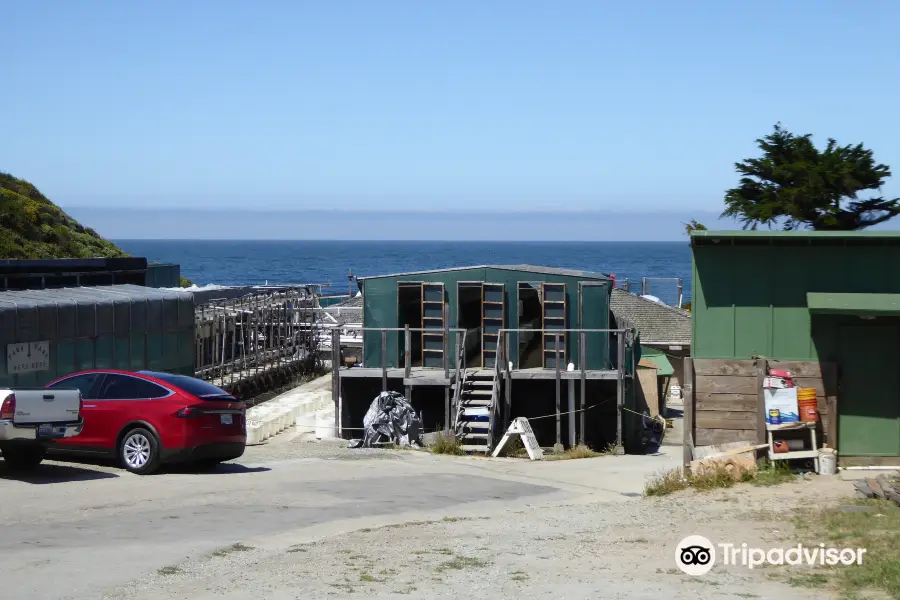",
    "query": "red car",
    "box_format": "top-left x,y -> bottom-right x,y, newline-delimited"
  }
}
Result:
44,370 -> 246,474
